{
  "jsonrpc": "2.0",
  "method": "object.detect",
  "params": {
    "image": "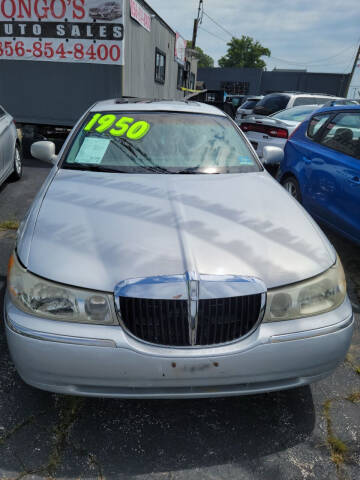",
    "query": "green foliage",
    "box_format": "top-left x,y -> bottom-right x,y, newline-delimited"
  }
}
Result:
218,36 -> 271,69
193,45 -> 214,68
